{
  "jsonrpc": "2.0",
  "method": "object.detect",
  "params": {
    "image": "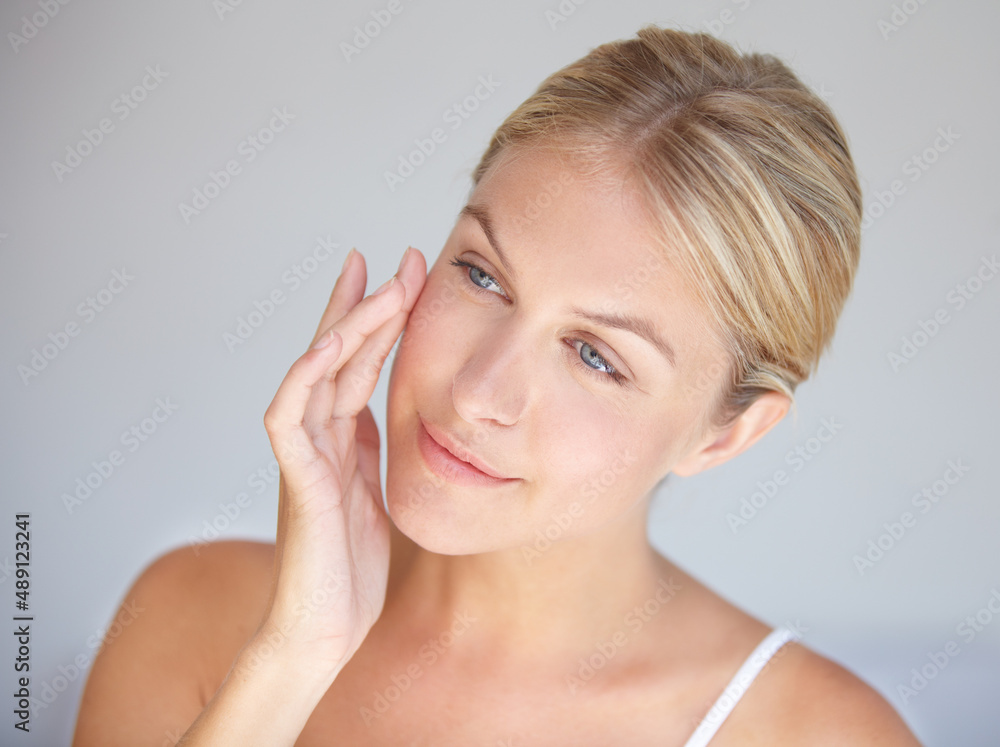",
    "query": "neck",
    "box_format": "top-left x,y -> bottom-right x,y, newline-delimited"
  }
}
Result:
381,494 -> 682,664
